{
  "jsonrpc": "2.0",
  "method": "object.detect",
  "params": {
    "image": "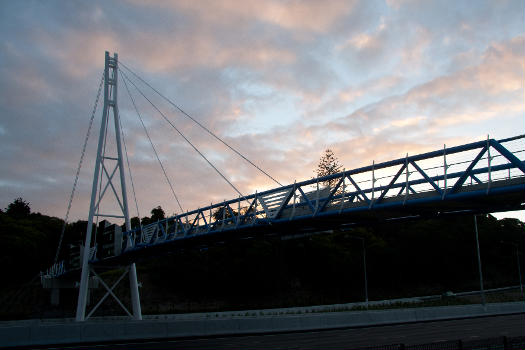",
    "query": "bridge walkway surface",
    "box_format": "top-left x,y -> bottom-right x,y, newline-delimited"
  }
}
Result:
107,135 -> 525,268
42,134 -> 525,277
